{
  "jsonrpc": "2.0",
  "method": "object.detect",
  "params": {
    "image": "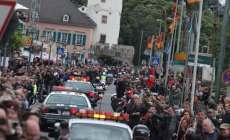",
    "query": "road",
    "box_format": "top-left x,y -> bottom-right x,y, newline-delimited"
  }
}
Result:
39,83 -> 116,139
